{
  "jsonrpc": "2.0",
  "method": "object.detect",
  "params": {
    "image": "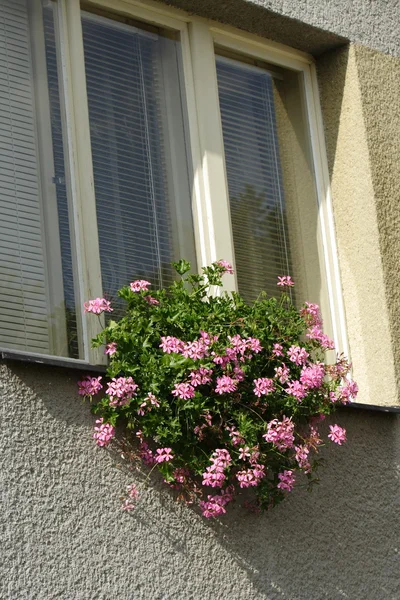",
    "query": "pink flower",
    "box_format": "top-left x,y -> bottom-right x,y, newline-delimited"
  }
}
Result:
306,326 -> 335,350
295,445 -> 311,472
263,416 -> 295,450
216,260 -> 234,274
200,488 -> 234,518
155,448 -> 174,463
287,345 -> 309,366
160,336 -> 184,354
236,465 -> 265,488
247,337 -> 262,353
137,393 -> 160,415
172,382 -> 195,400
182,339 -> 209,360
121,499 -> 135,511
202,449 -> 232,488
106,377 -> 139,407
84,297 -> 113,314
272,343 -> 284,357
238,446 -> 251,460
286,380 -> 307,401
328,424 -> 346,445
277,275 -> 294,287
300,363 -> 325,389
144,295 -> 159,305
77,375 -> 102,396
277,470 -> 295,492
226,426 -> 244,447
301,302 -> 323,328
189,367 -> 213,387
93,418 -> 115,447
104,342 -> 117,356
130,280 -> 151,292
274,363 -> 290,383
215,375 -> 237,395
337,380 -> 358,403
253,377 -> 275,397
